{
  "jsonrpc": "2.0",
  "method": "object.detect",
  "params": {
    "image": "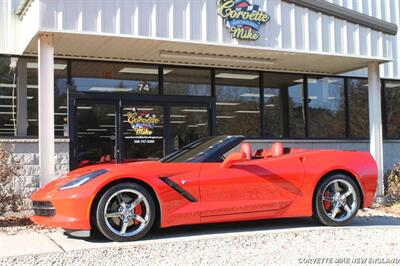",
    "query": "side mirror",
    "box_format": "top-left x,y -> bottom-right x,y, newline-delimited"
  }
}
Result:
221,152 -> 247,168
